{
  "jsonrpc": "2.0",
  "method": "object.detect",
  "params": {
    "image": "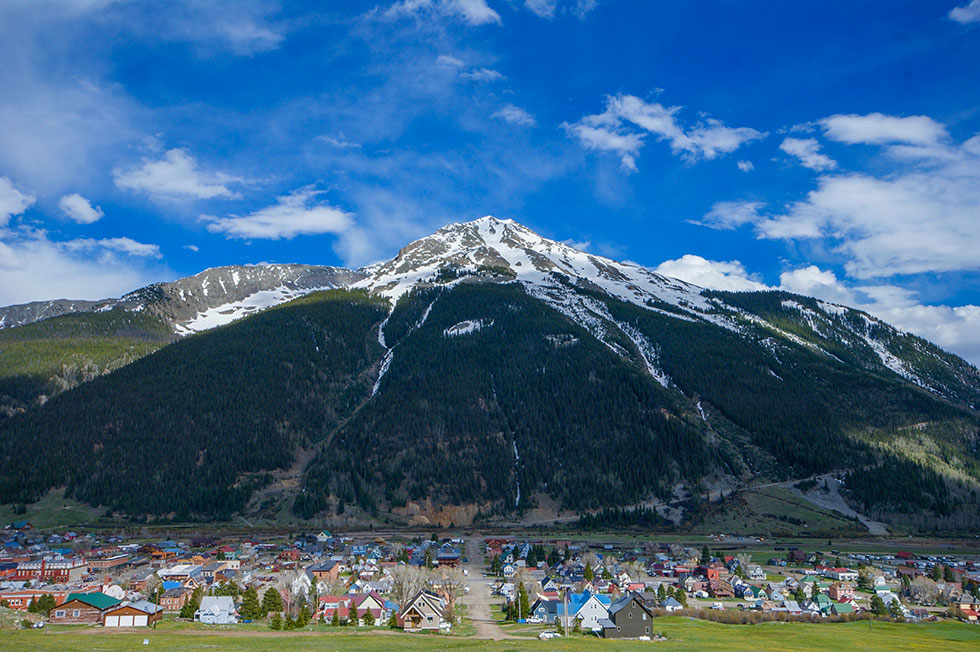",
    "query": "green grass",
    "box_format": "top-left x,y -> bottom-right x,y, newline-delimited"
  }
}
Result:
0,488 -> 103,529
2,618 -> 979,651
693,486 -> 867,537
